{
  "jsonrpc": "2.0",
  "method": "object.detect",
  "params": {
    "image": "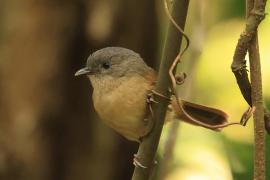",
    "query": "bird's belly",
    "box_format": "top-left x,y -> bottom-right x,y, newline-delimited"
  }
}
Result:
95,93 -> 152,141
93,78 -> 153,141
101,100 -> 148,141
